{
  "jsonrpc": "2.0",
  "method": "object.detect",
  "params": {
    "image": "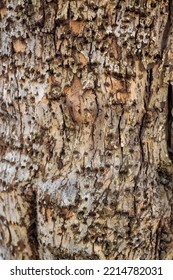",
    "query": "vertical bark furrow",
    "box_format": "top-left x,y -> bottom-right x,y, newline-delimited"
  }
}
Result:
167,83 -> 173,160
26,187 -> 39,259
